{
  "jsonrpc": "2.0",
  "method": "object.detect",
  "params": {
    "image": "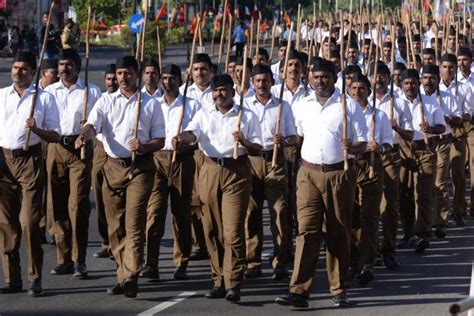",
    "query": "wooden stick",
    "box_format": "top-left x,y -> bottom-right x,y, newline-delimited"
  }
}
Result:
340,11 -> 349,171
217,0 -> 228,65
80,4 -> 92,161
210,19 -> 216,56
369,16 -> 381,179
156,25 -> 163,72
295,4 -> 302,50
269,21 -> 277,62
129,0 -> 149,179
340,11 -> 345,69
418,92 -> 430,148
198,17 -> 204,52
366,19 -> 374,75
272,22 -> 294,168
455,20 -> 459,56
435,22 -> 439,65
170,14 -> 200,165
233,45 -> 248,160
390,23 -> 395,121
225,14 -> 233,71
248,18 -> 254,59
24,1 -> 55,151
255,17 -> 261,62
407,17 -> 418,70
